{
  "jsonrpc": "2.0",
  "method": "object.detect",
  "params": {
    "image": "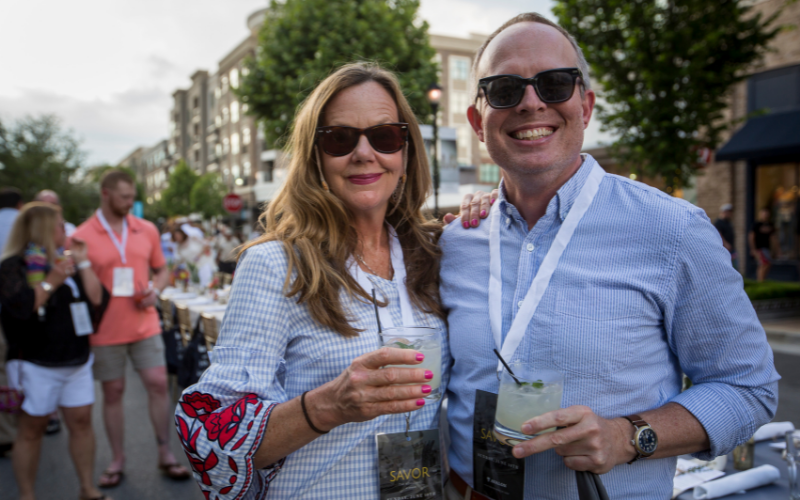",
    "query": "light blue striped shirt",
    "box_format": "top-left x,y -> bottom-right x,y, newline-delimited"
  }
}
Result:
175,240 -> 450,499
440,155 -> 779,499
